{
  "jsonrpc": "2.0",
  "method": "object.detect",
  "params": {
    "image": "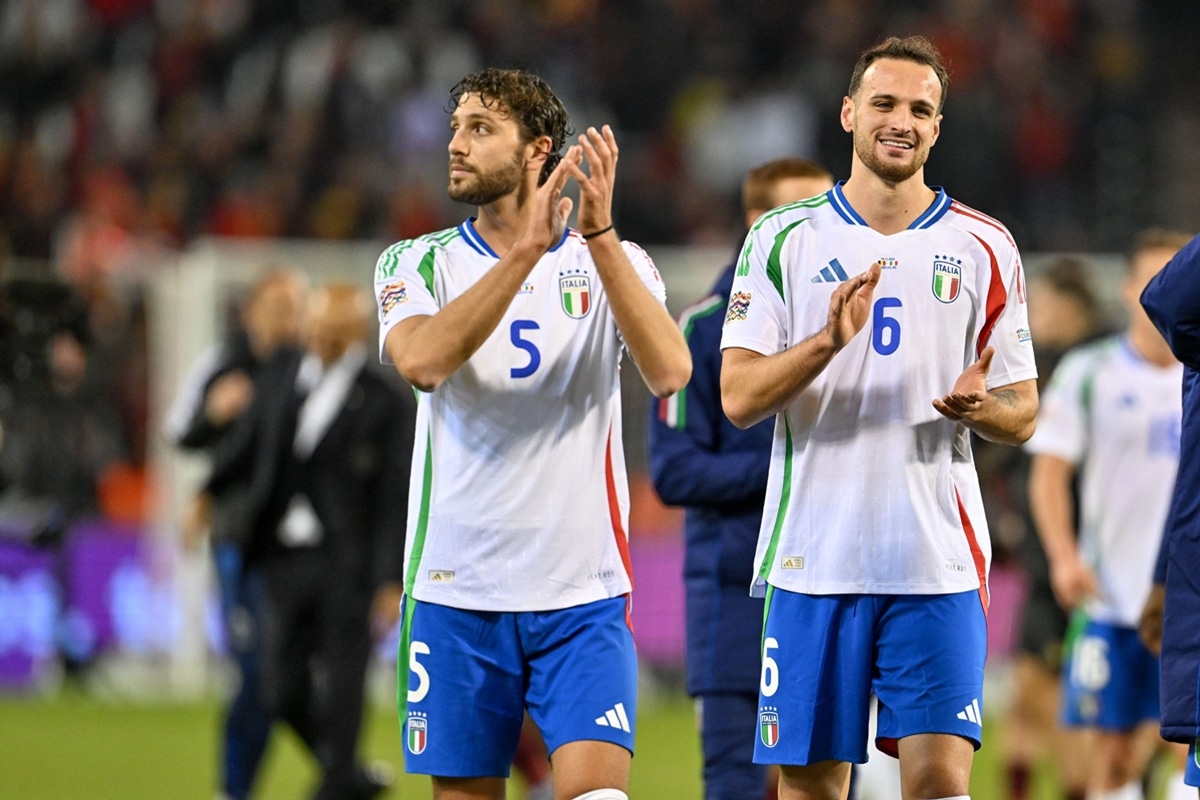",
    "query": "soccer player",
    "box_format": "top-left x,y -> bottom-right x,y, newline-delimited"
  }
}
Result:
719,36 -> 1038,800
373,68 -> 691,800
1027,229 -> 1193,800
993,259 -> 1104,800
1139,231 -> 1200,798
648,157 -> 833,800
